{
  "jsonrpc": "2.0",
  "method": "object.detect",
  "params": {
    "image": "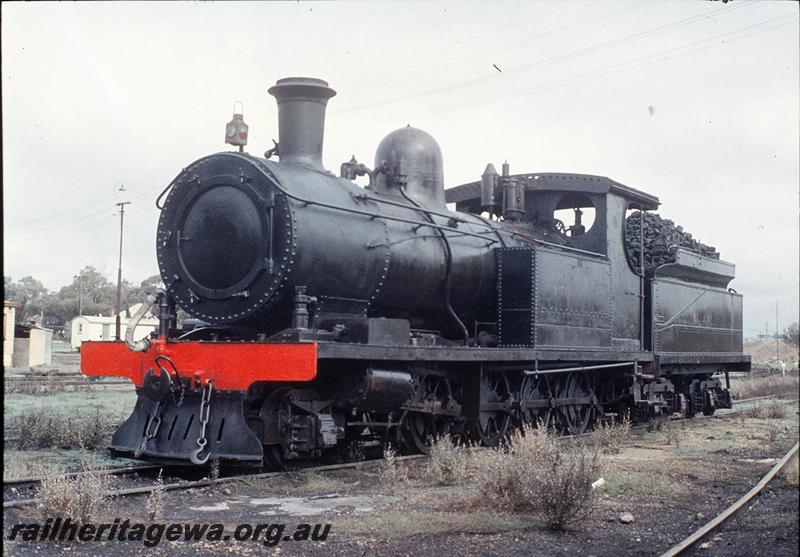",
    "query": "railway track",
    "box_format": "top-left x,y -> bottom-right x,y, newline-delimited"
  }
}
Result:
659,441 -> 799,557
2,455 -> 427,510
4,395 -> 796,511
